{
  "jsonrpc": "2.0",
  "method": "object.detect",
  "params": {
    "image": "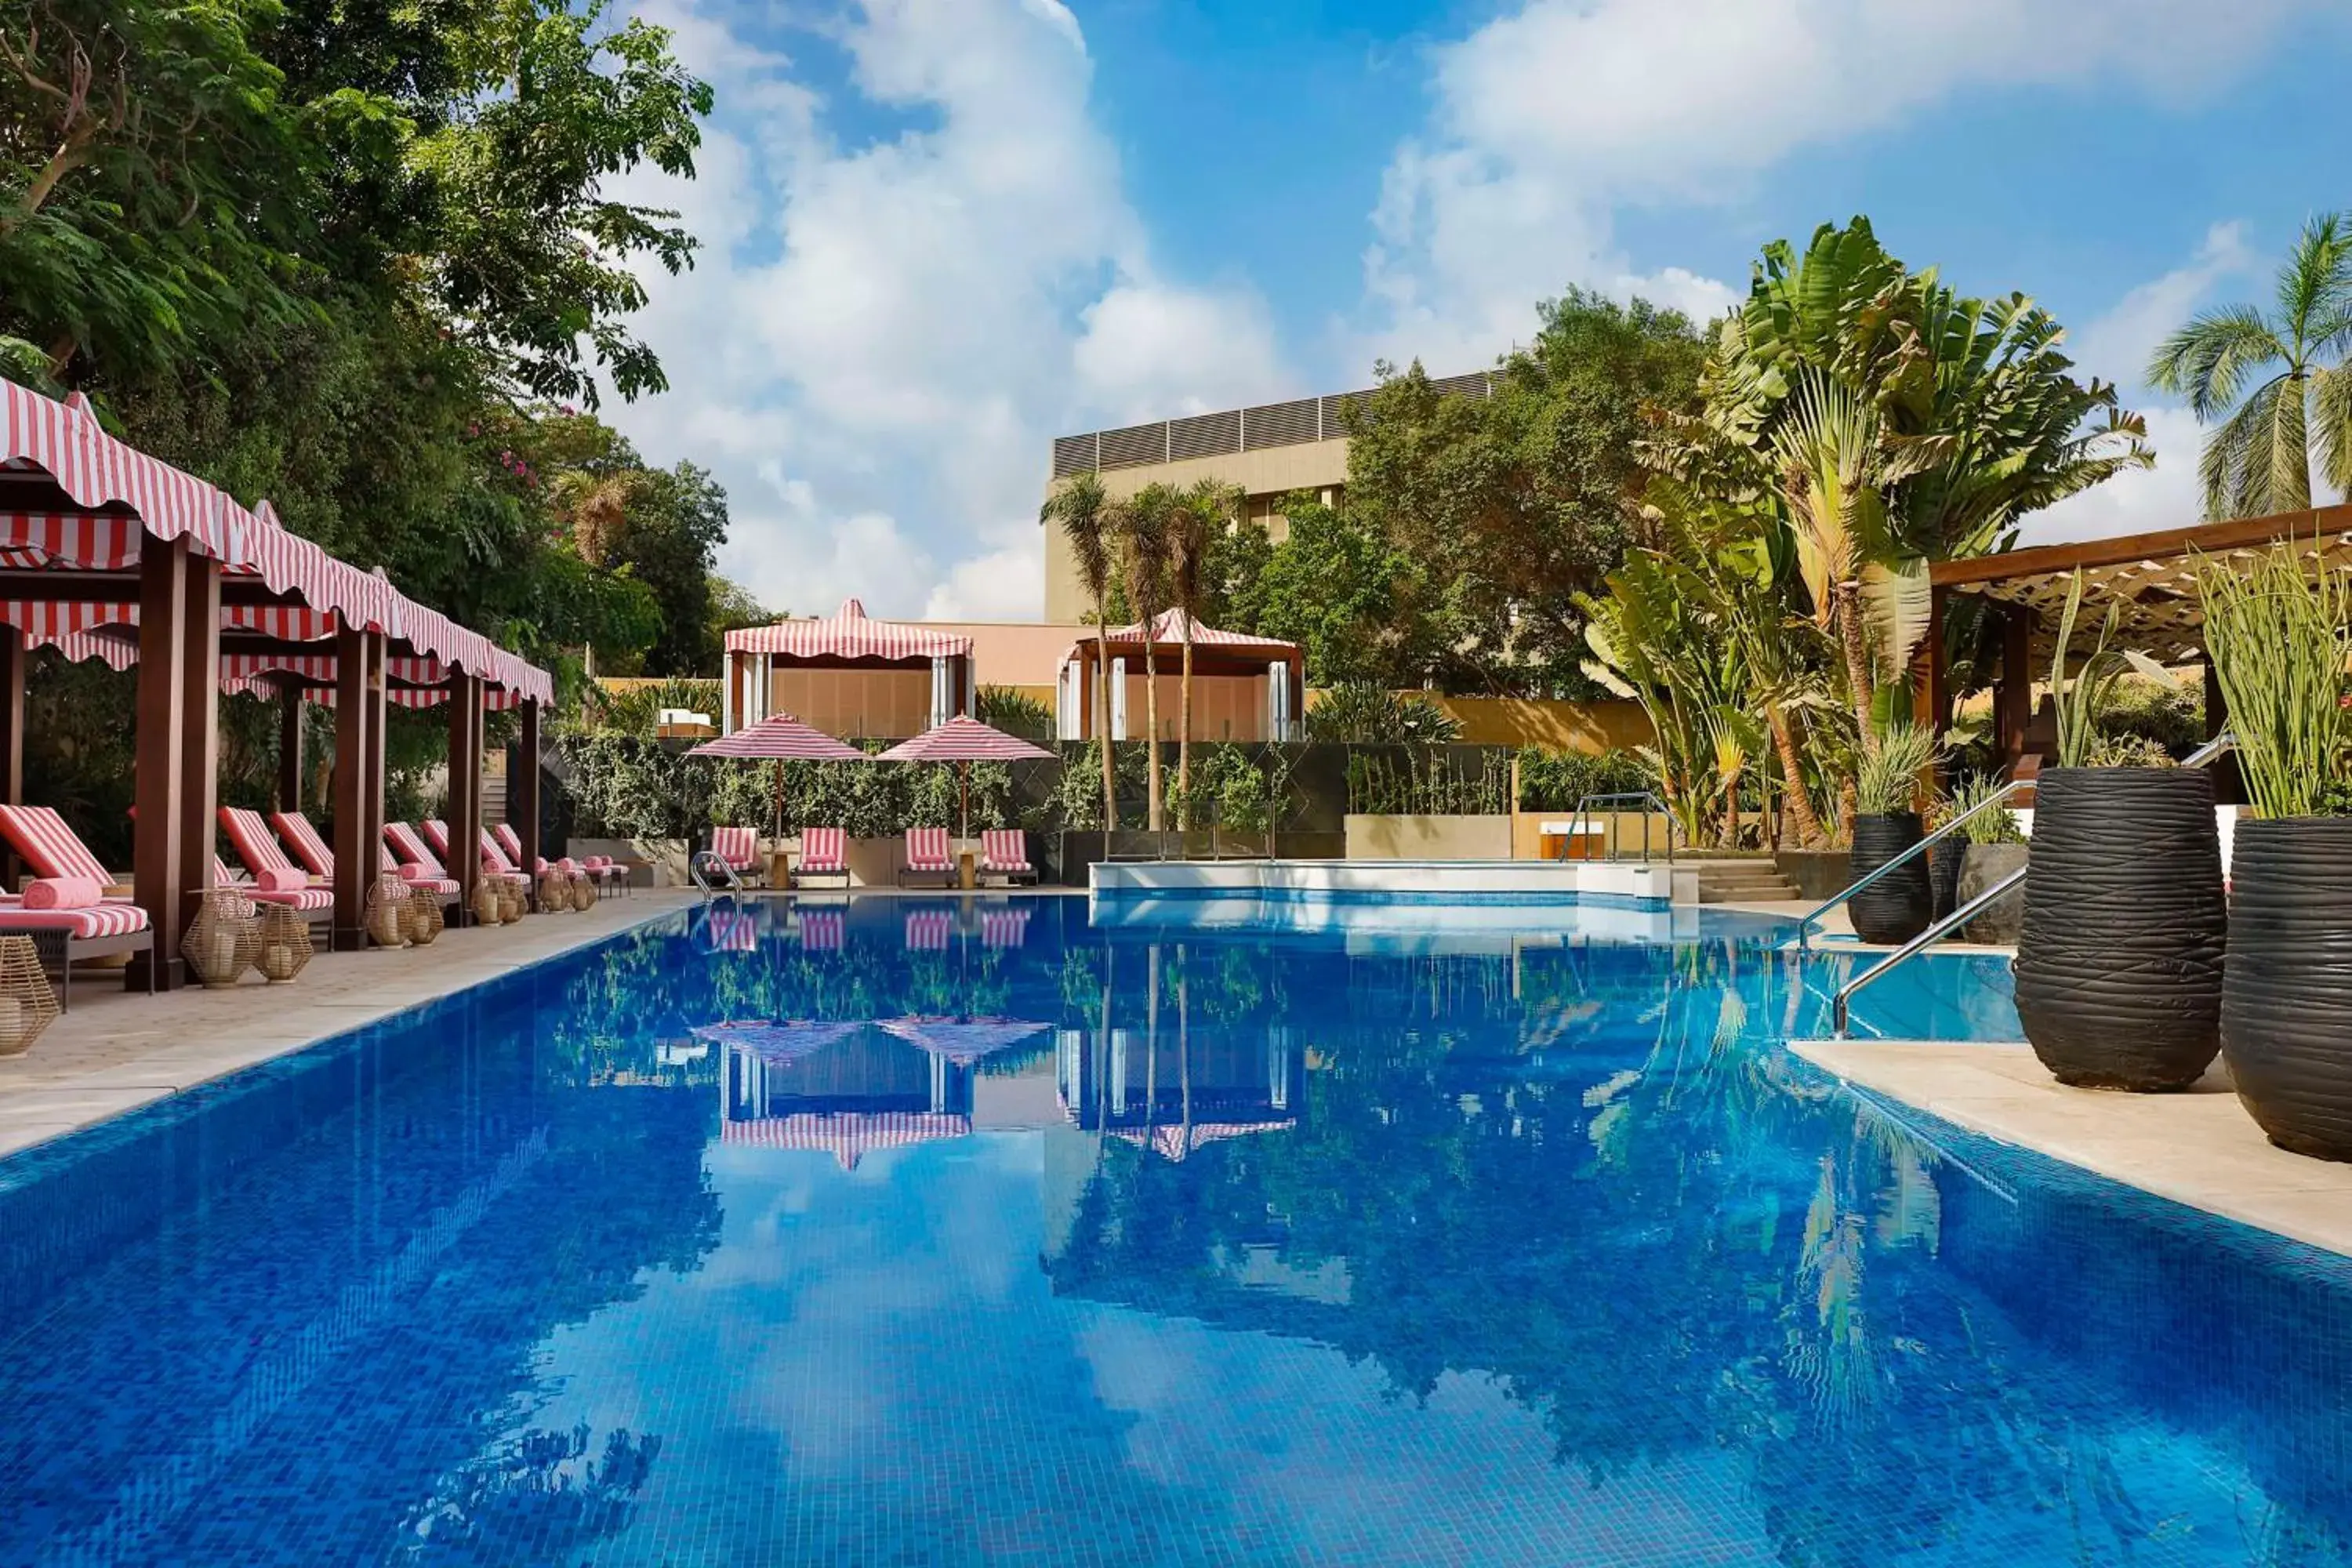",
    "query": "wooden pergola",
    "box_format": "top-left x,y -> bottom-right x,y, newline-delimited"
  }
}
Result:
0,383 -> 554,987
1923,500 -> 2352,779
